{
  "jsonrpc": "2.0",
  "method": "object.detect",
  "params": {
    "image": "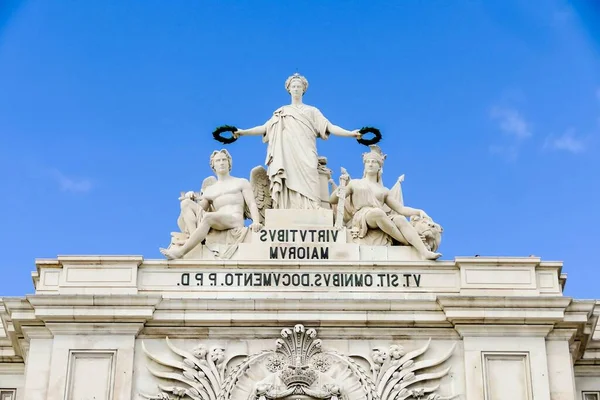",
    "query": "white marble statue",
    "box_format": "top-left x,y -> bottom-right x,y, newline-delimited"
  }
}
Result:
160,150 -> 266,260
330,145 -> 442,260
233,73 -> 362,210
